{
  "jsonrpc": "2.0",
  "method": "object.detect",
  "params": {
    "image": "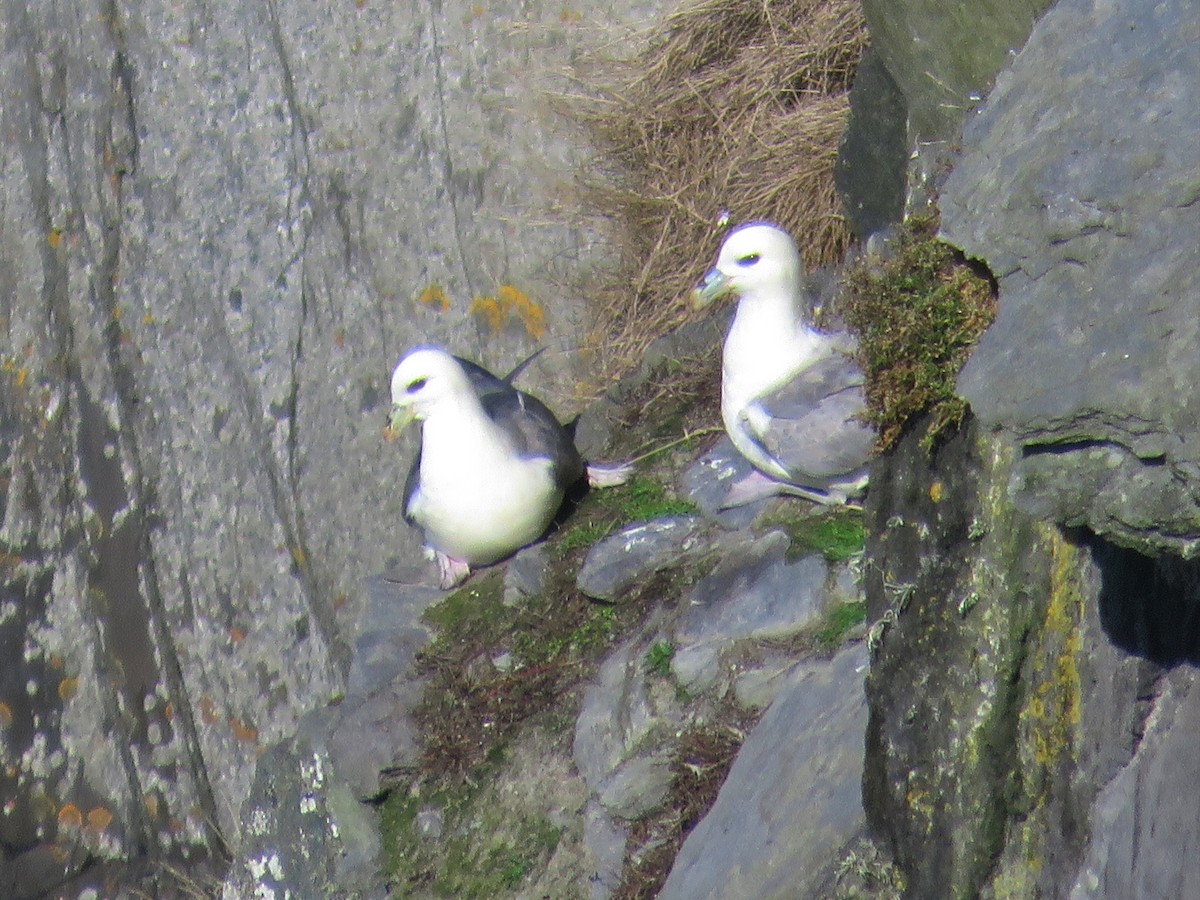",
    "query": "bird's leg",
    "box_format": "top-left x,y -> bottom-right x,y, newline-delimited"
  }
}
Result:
586,461 -> 634,488
434,551 -> 472,589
